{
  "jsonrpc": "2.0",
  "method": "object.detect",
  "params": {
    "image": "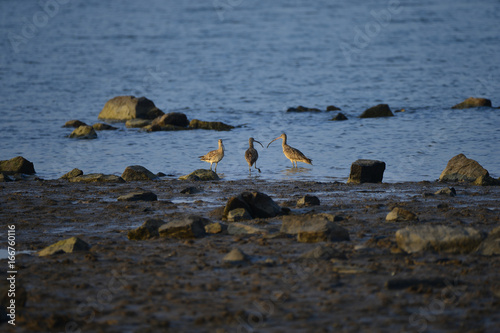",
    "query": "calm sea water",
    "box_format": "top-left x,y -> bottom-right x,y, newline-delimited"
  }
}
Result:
1,0 -> 499,182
